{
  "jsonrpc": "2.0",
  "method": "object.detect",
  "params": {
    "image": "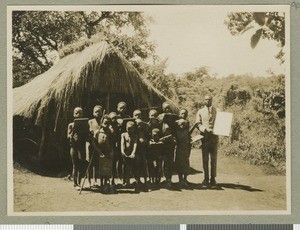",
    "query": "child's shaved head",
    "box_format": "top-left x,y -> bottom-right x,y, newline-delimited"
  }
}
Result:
149,109 -> 158,119
73,107 -> 83,118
